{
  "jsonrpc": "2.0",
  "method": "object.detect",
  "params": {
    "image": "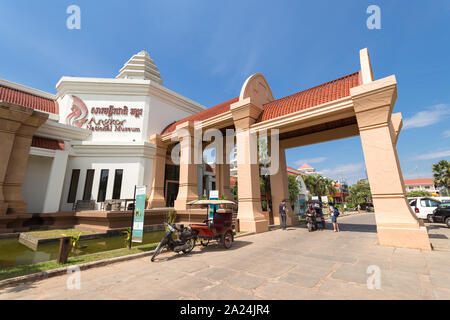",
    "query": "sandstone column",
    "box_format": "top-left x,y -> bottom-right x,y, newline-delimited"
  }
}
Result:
351,75 -> 431,250
149,134 -> 168,208
231,99 -> 268,233
4,111 -> 49,214
0,104 -> 33,215
270,147 -> 298,227
174,122 -> 199,210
